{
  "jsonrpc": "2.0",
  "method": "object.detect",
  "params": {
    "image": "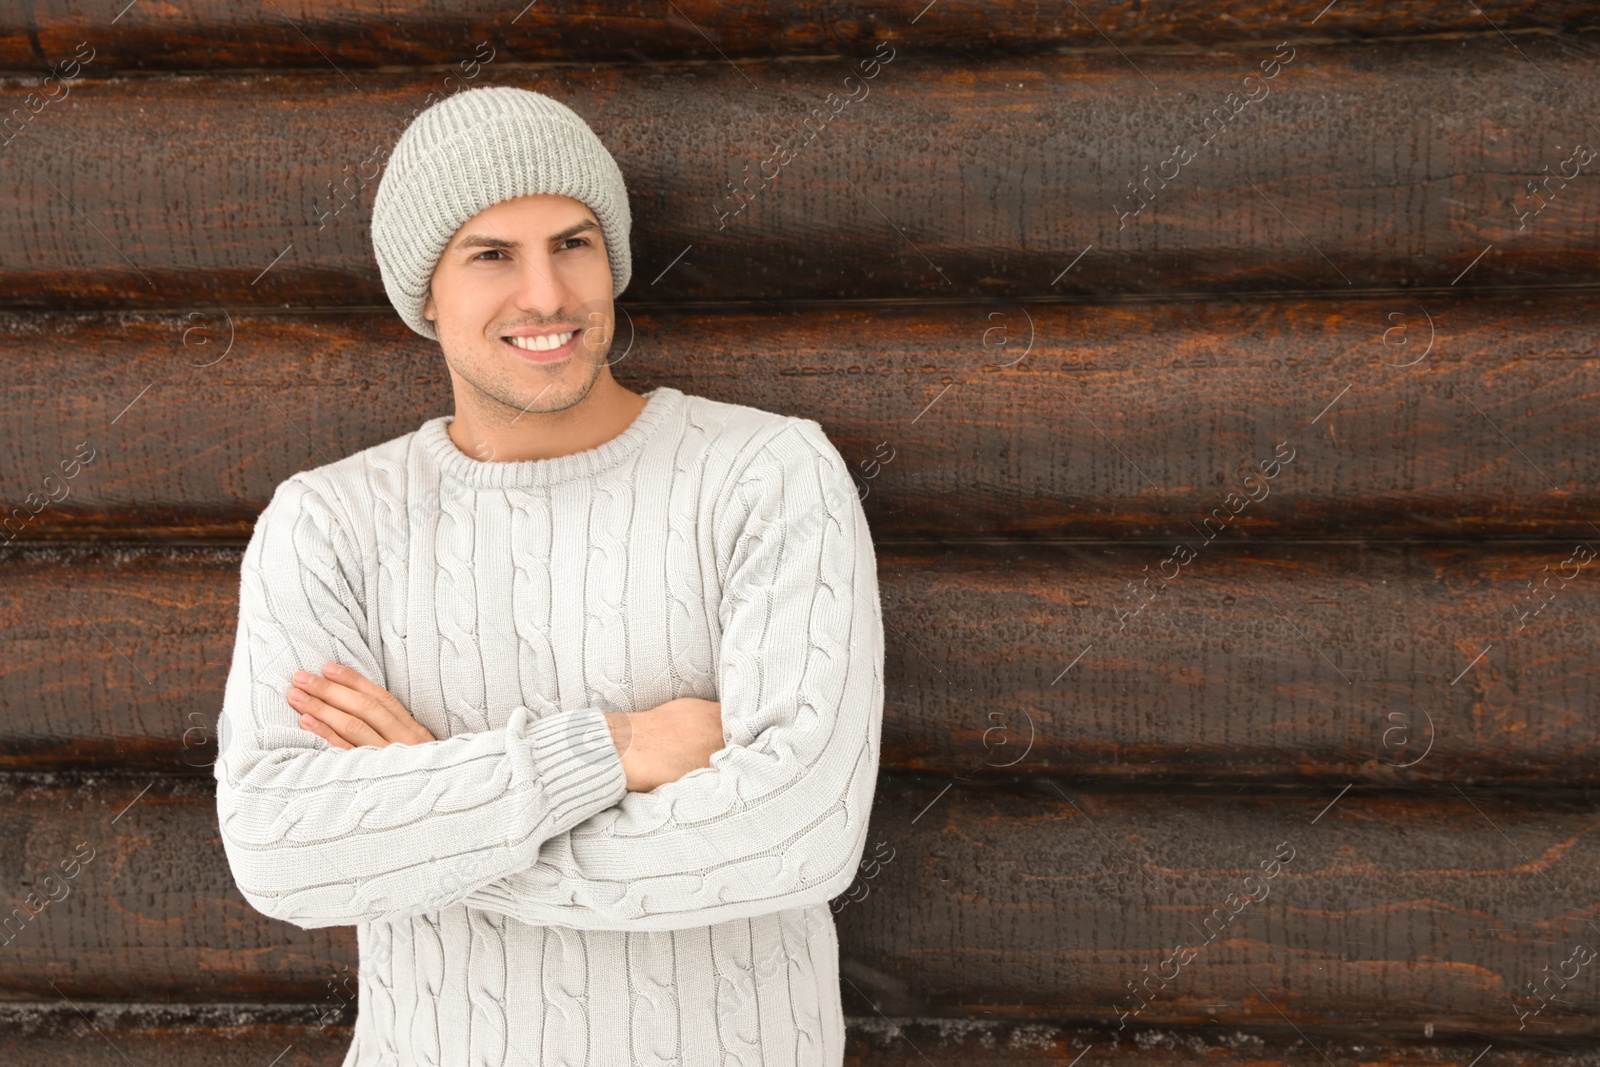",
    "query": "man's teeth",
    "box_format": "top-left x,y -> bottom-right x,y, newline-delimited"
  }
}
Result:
505,330 -> 576,352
